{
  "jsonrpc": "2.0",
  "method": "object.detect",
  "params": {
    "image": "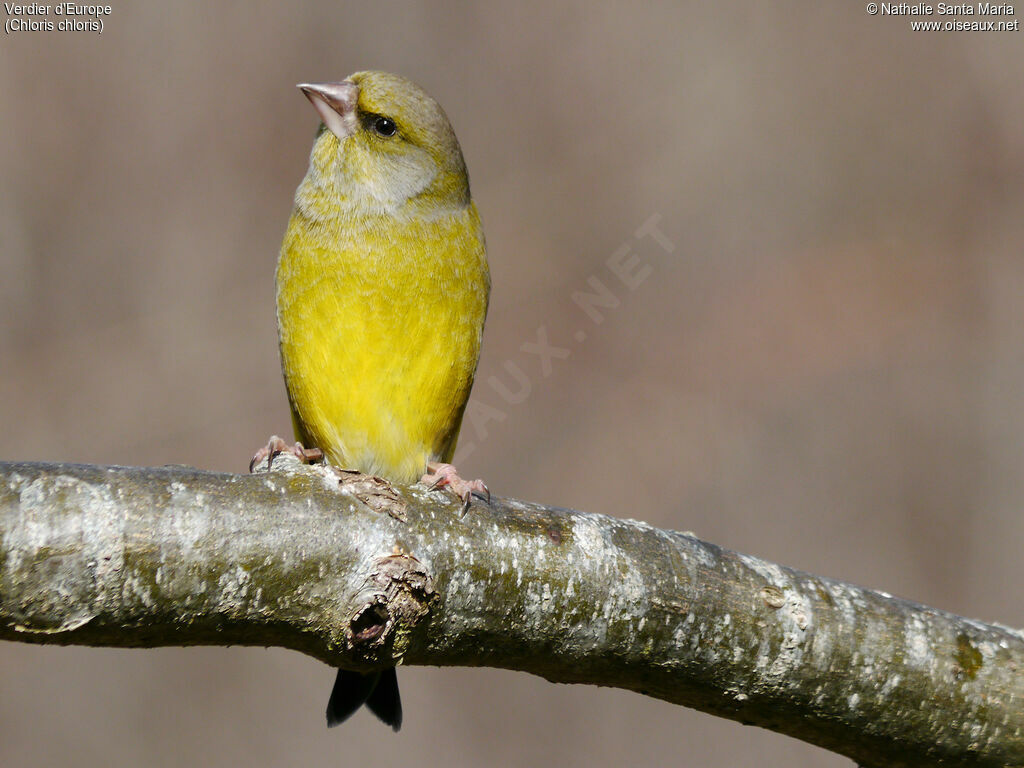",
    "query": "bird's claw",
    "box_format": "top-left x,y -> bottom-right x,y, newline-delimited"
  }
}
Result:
420,462 -> 489,516
249,435 -> 324,473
